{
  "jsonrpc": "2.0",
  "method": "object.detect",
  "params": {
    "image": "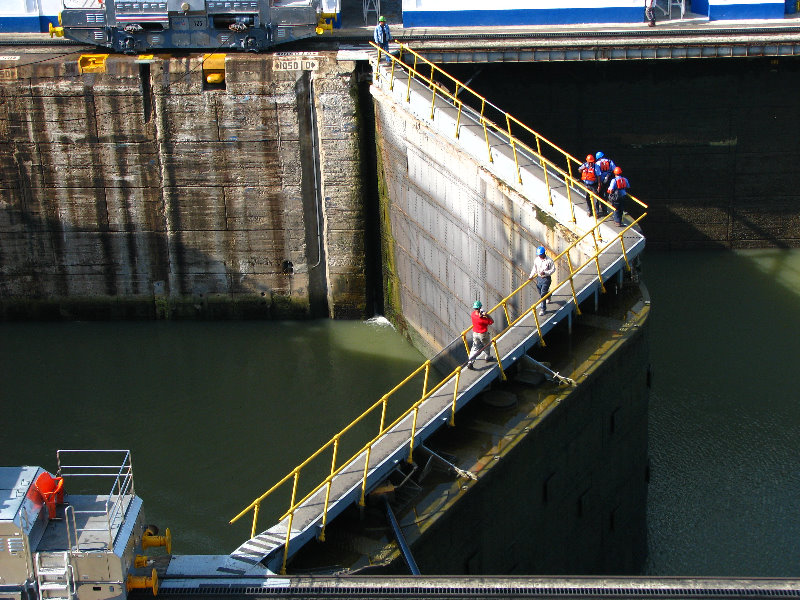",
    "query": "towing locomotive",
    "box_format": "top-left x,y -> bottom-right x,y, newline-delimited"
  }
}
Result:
50,0 -> 339,53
